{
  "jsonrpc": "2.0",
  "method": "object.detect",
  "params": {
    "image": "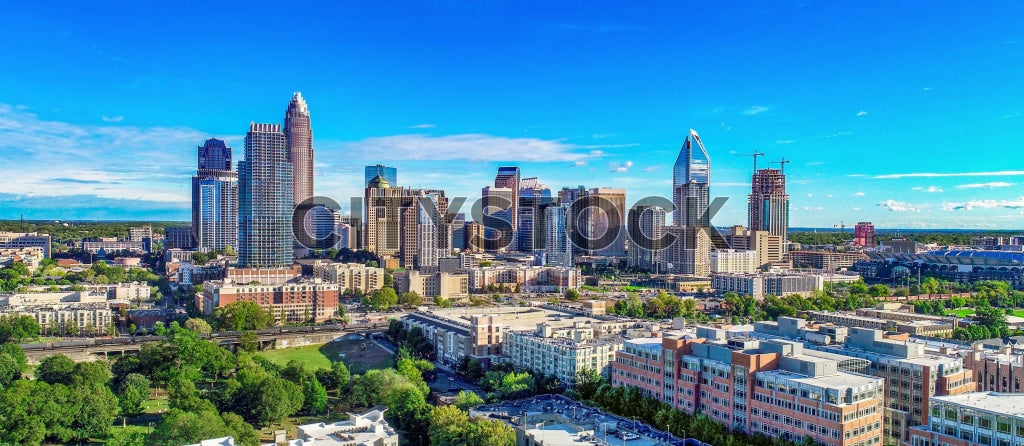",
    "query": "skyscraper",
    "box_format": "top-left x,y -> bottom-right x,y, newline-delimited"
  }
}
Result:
364,175 -> 449,269
238,123 -> 293,267
192,139 -> 238,252
545,203 -> 572,267
628,205 -> 666,272
494,166 -> 521,247
672,129 -> 710,227
854,222 -> 875,247
481,186 -> 515,252
748,167 -> 789,246
517,177 -> 553,252
364,164 -> 398,188
583,187 -> 627,256
284,92 -> 313,206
